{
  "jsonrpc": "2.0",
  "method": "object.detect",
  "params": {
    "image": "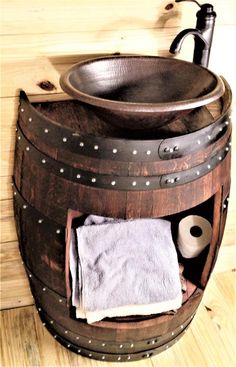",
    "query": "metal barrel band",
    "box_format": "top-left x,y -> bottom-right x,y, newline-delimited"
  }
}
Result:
37,305 -> 193,362
16,123 -> 231,191
19,90 -> 231,162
